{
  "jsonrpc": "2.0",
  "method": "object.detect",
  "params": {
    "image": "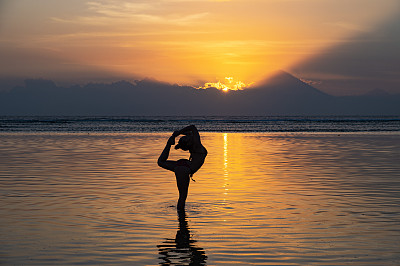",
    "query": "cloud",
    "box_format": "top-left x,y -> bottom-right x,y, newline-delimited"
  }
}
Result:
130,12 -> 209,25
51,0 -> 209,26
2,0 -> 399,89
87,1 -> 153,16
0,43 -> 136,84
197,77 -> 253,91
160,0 -> 232,2
290,14 -> 400,95
325,21 -> 369,33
